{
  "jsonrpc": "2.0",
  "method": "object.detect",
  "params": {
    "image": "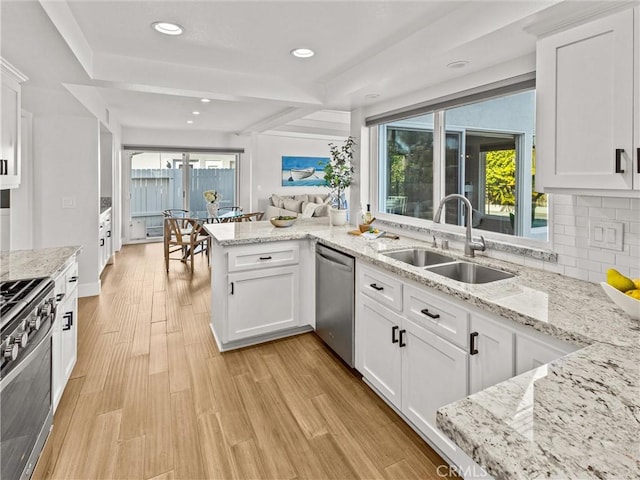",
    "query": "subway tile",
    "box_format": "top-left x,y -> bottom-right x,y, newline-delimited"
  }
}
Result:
576,216 -> 589,227
588,249 -> 616,264
588,270 -> 606,283
563,267 -> 589,281
542,262 -> 565,274
577,258 -> 603,272
630,198 -> 640,211
557,255 -> 577,267
553,214 -> 576,226
602,197 -> 631,209
616,208 -> 640,222
524,257 -> 544,270
587,207 -> 617,219
554,234 -> 576,246
614,254 -> 640,269
553,205 -> 576,216
576,196 -> 602,208
551,194 -> 573,205
630,222 -> 640,234
625,233 -> 640,246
